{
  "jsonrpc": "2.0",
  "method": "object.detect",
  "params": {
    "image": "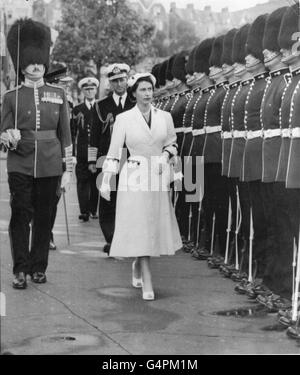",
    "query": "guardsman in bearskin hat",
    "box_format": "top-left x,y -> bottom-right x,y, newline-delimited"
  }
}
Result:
227,24 -> 253,284
72,77 -> 100,222
175,48 -> 202,251
239,14 -> 270,293
155,60 -> 169,109
151,63 -> 161,106
200,35 -> 229,267
0,18 -> 73,288
217,28 -> 240,274
253,7 -> 292,308
88,63 -> 135,254
260,4 -> 300,318
187,38 -> 216,259
169,51 -> 190,152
